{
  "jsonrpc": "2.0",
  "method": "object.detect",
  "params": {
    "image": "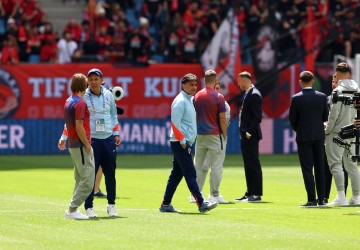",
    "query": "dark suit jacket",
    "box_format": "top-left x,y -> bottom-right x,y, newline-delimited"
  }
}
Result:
289,88 -> 328,142
240,87 -> 263,140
